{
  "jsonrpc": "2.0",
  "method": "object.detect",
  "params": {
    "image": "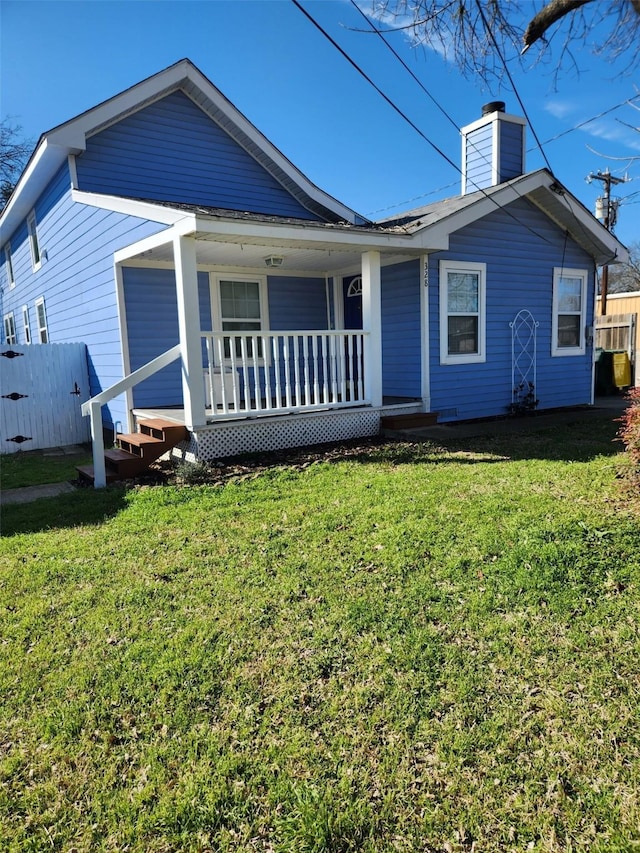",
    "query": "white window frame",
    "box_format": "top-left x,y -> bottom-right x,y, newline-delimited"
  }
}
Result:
35,296 -> 48,343
4,243 -> 15,288
439,259 -> 486,365
22,304 -> 31,344
552,267 -> 588,357
210,273 -> 269,365
27,211 -> 42,271
3,312 -> 17,345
